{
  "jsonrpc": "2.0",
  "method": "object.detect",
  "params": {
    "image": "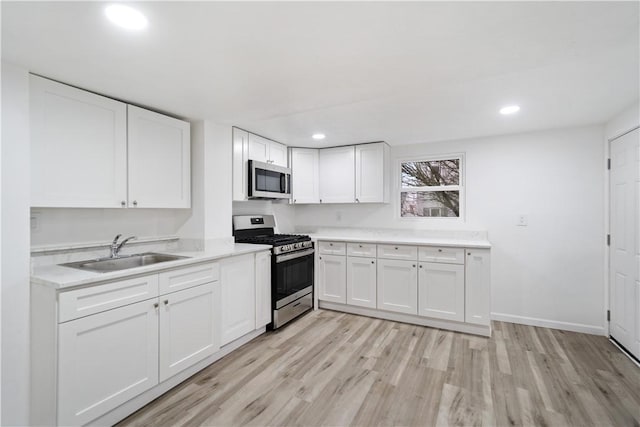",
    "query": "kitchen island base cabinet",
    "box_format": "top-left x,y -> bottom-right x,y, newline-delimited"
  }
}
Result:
220,254 -> 256,346
418,262 -> 465,322
57,300 -> 159,427
376,259 -> 418,315
318,254 -> 347,304
346,257 -> 377,308
159,283 -> 219,382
